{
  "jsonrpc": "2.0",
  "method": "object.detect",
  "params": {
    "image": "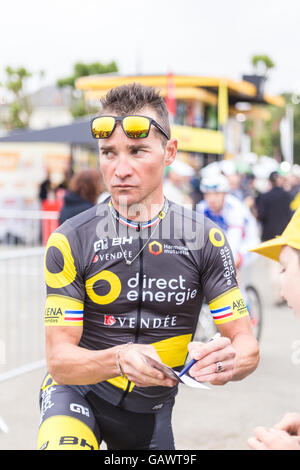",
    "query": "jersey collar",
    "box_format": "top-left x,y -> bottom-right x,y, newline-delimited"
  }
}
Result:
108,199 -> 169,230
